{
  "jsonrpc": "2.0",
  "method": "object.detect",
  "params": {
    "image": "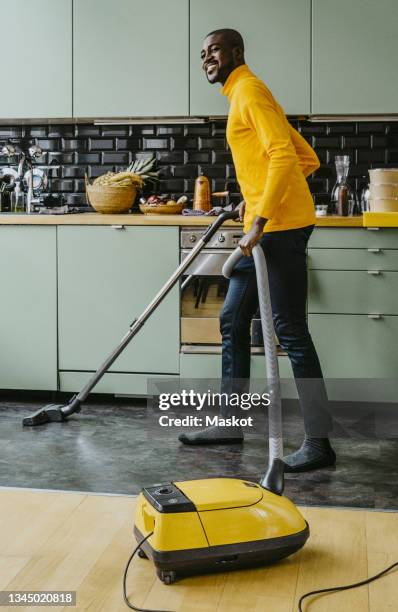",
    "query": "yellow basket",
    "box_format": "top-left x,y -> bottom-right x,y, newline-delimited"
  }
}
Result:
85,175 -> 137,214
